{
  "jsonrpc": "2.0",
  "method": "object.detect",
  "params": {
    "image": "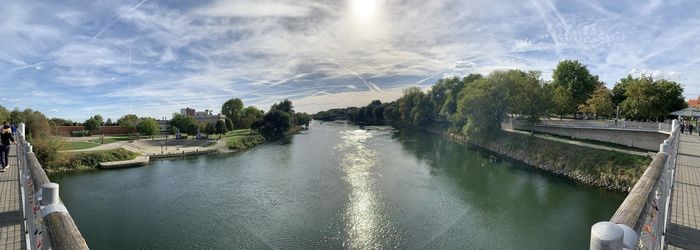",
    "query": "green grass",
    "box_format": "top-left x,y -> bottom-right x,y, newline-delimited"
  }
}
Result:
223,129 -> 254,138
227,133 -> 265,150
488,132 -> 651,190
45,148 -> 139,172
88,136 -> 130,144
65,141 -> 99,150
